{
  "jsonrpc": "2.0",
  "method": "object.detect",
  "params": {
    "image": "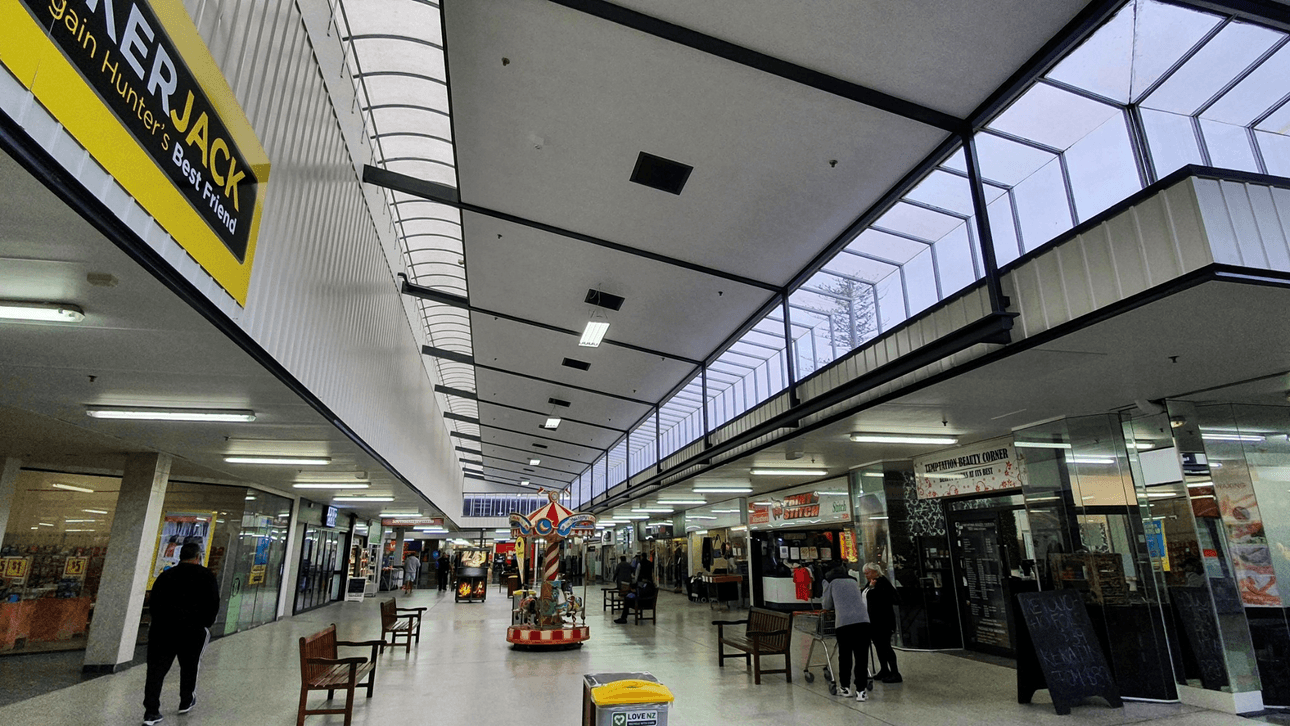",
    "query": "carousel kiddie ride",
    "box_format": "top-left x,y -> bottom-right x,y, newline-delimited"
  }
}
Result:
506,488 -> 596,649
